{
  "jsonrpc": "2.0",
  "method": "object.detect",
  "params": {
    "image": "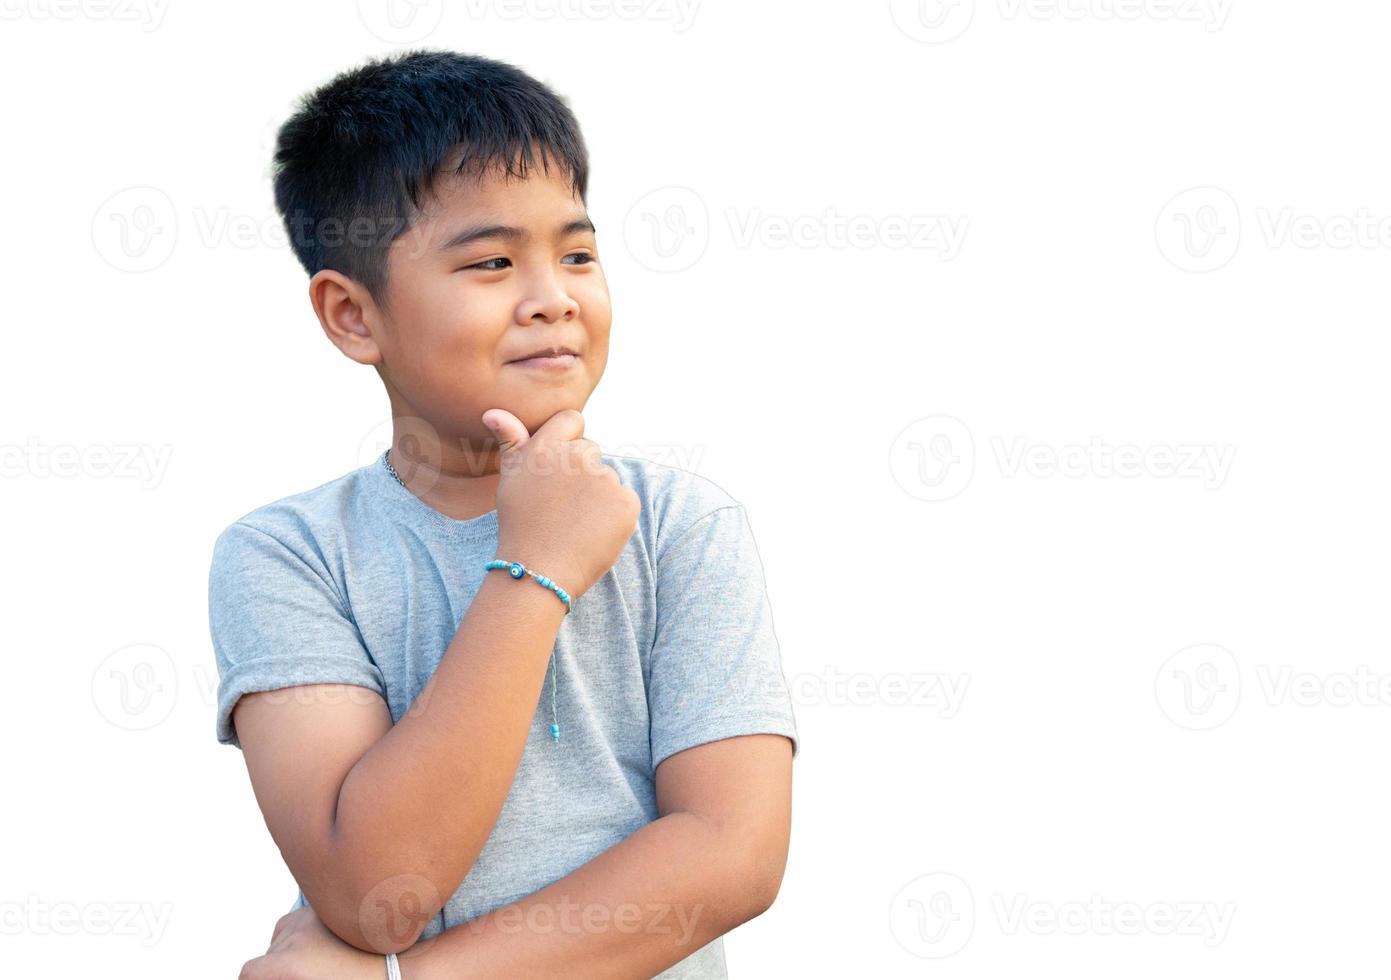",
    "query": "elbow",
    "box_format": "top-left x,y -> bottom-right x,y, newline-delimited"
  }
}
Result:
315,892 -> 429,956
745,852 -> 786,919
303,865 -> 437,955
729,829 -> 789,924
